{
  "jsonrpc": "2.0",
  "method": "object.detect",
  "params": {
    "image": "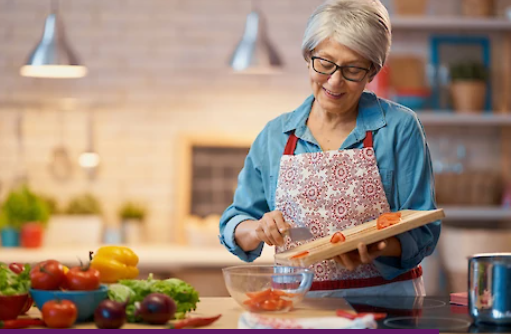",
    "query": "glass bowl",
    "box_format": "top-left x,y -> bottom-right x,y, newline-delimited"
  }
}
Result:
222,265 -> 314,313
